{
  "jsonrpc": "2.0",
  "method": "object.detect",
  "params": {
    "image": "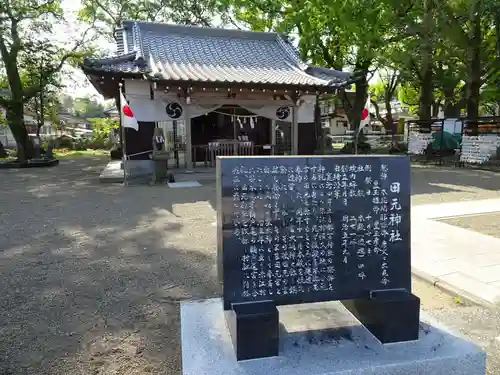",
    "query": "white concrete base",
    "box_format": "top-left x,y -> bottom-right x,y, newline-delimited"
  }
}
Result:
168,181 -> 202,188
181,298 -> 485,375
99,160 -> 153,183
